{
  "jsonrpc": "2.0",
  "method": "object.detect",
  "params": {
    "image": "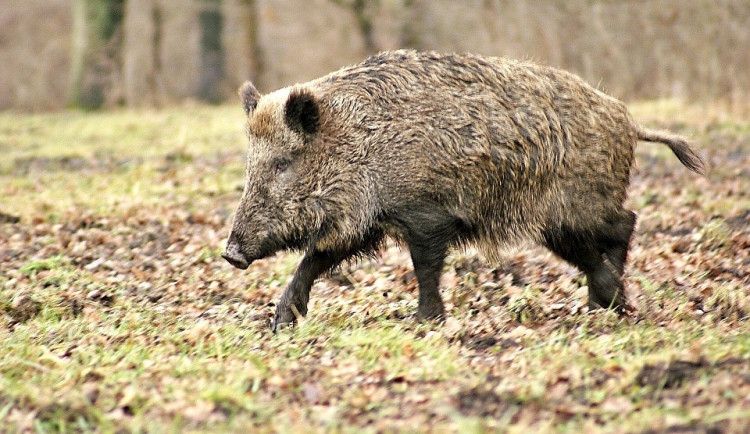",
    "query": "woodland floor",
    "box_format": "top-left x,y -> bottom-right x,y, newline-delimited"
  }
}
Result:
1,101 -> 749,432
